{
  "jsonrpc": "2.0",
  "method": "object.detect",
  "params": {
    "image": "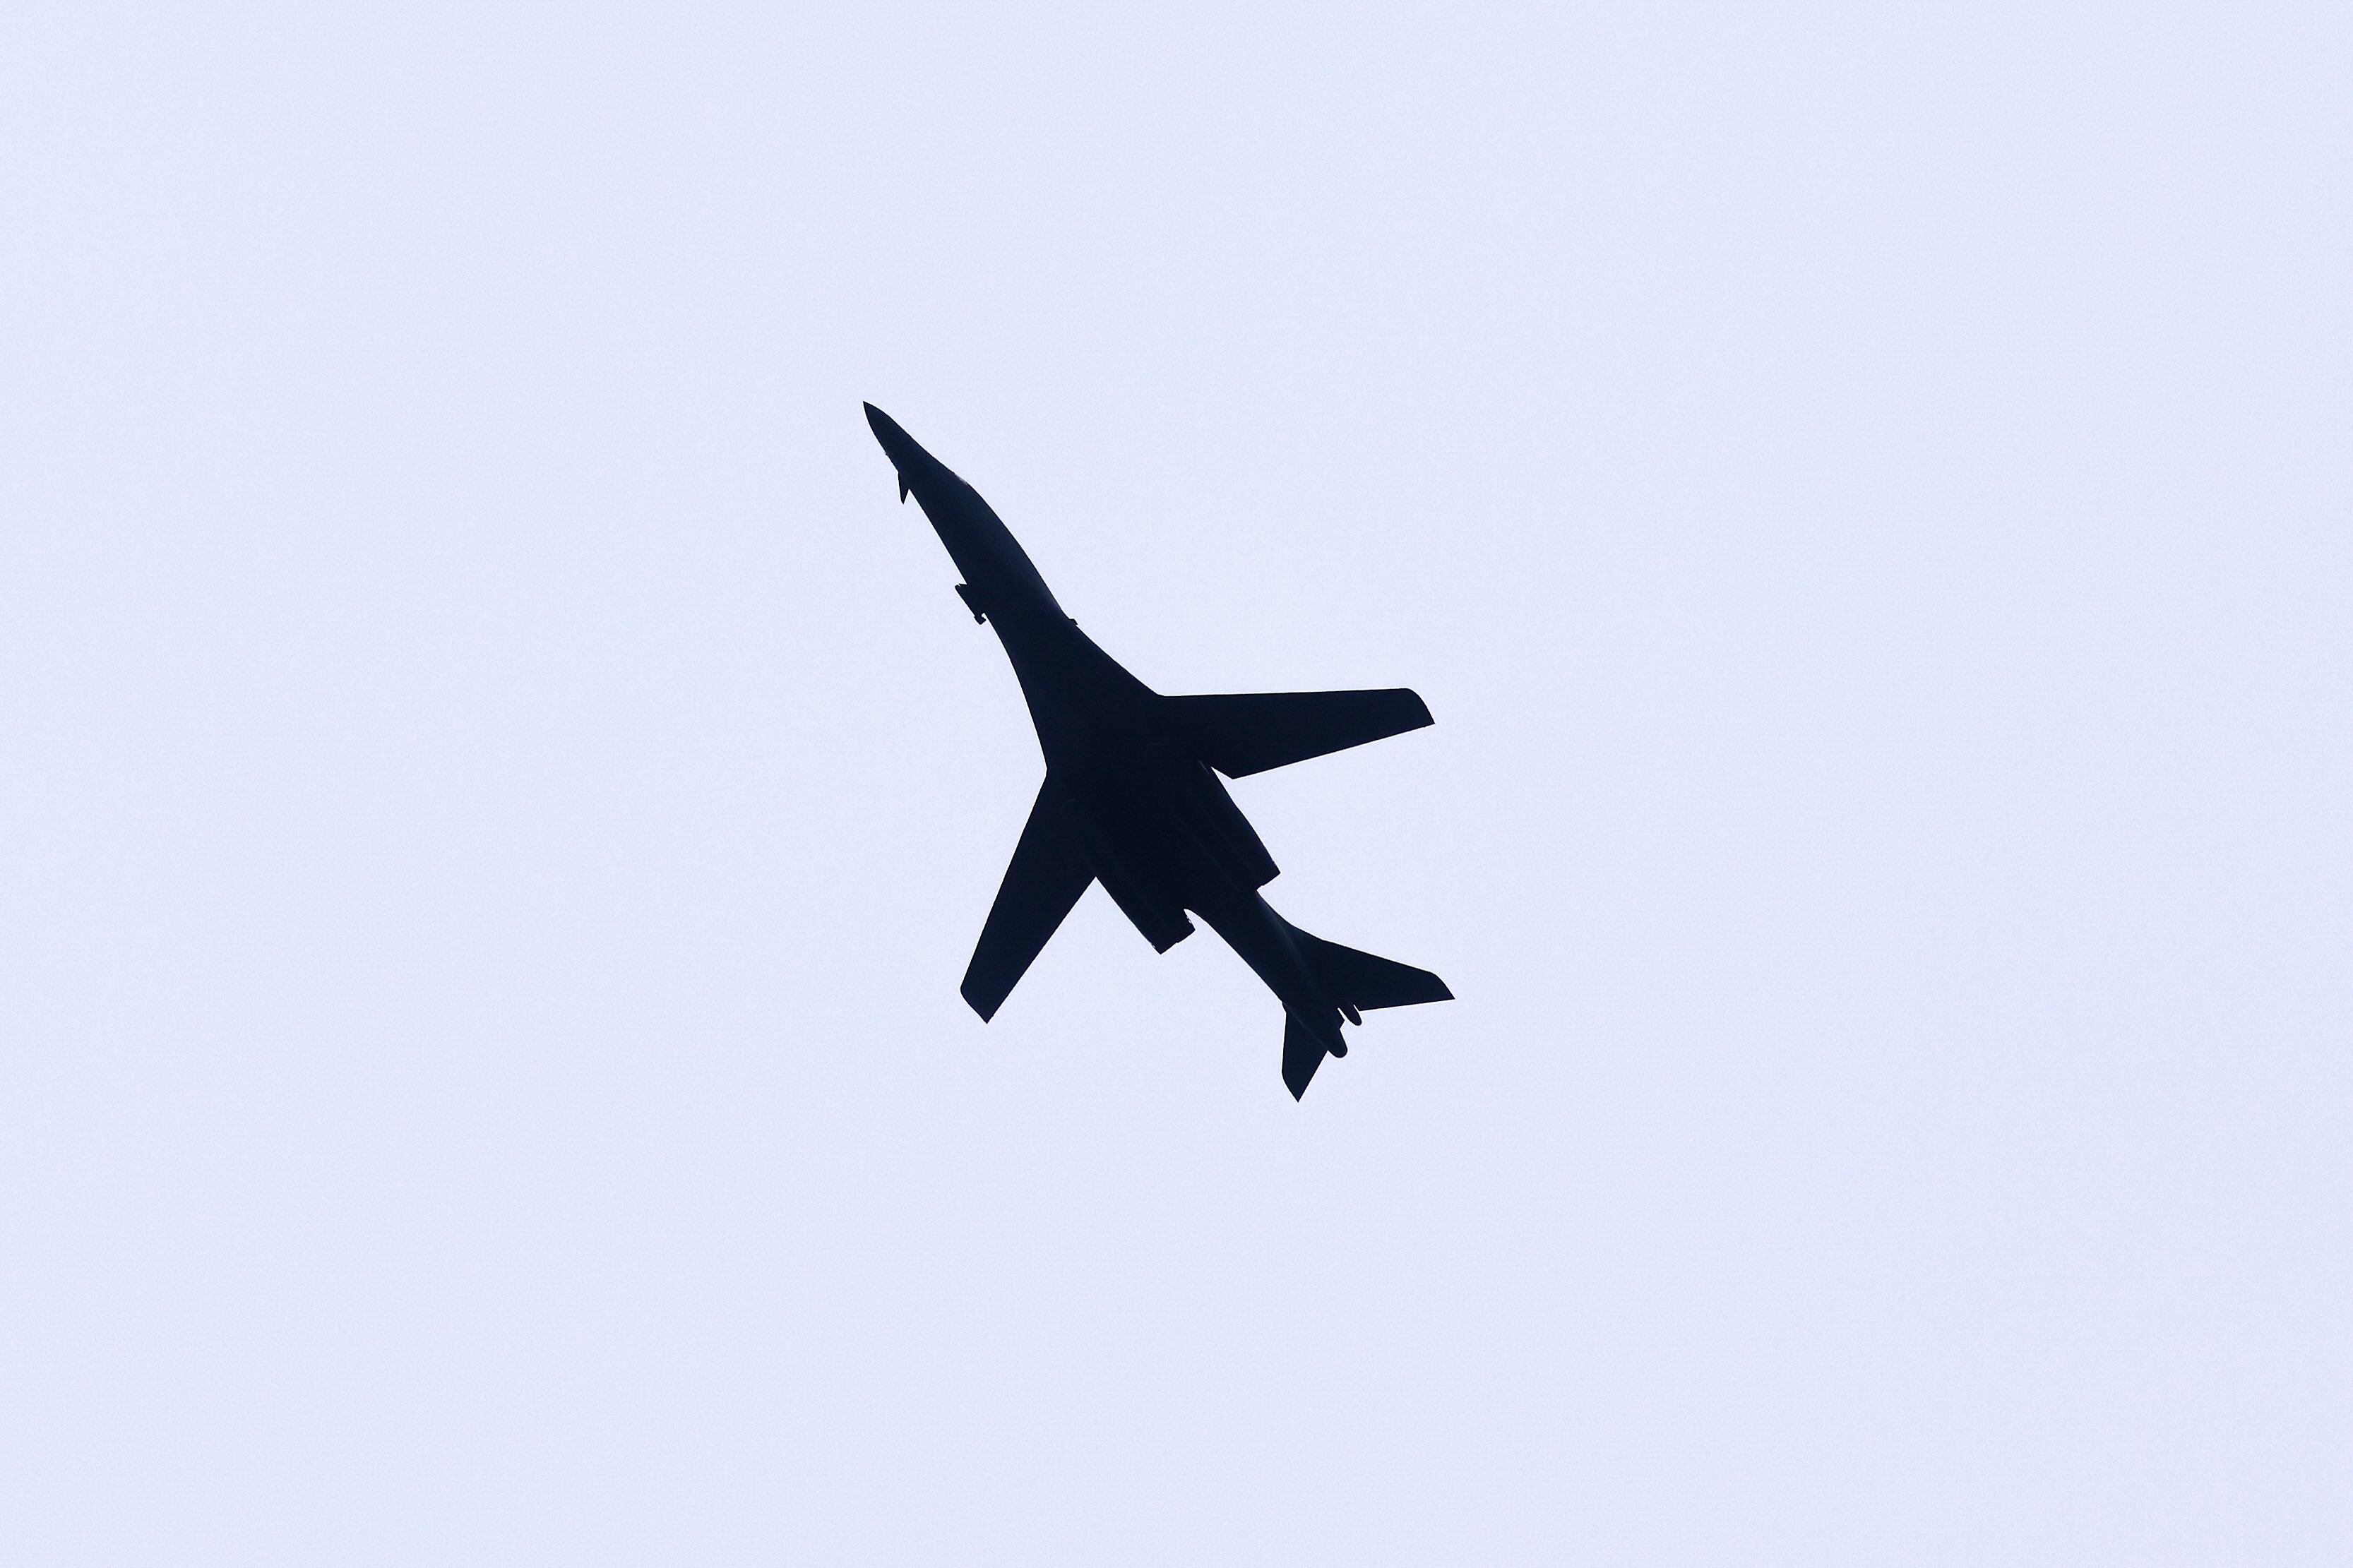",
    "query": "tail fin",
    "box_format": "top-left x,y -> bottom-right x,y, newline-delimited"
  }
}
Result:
1280,927 -> 1452,1100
